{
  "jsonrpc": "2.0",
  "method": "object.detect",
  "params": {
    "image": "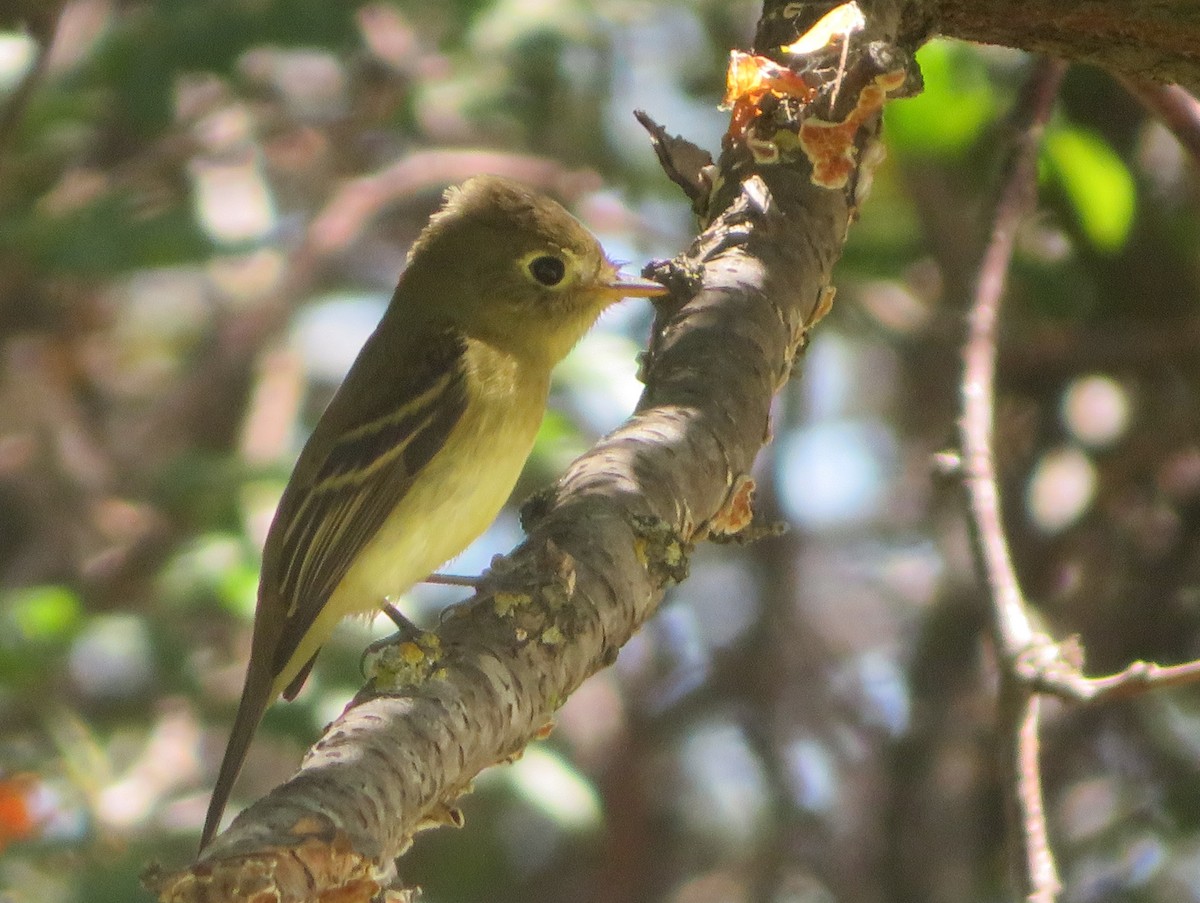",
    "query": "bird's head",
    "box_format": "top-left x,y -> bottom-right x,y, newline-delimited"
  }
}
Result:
400,175 -> 666,366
